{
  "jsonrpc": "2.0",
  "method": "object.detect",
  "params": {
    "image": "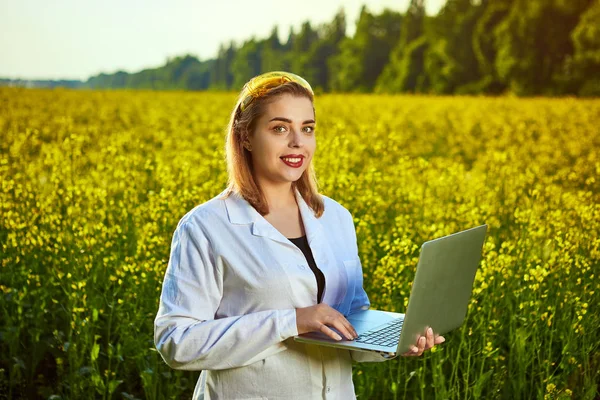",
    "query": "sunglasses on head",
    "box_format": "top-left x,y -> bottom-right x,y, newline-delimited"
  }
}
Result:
239,71 -> 314,112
